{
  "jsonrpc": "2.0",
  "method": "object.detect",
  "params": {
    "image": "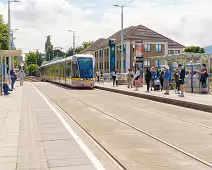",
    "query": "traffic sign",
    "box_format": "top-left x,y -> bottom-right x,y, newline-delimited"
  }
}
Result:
18,56 -> 23,63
